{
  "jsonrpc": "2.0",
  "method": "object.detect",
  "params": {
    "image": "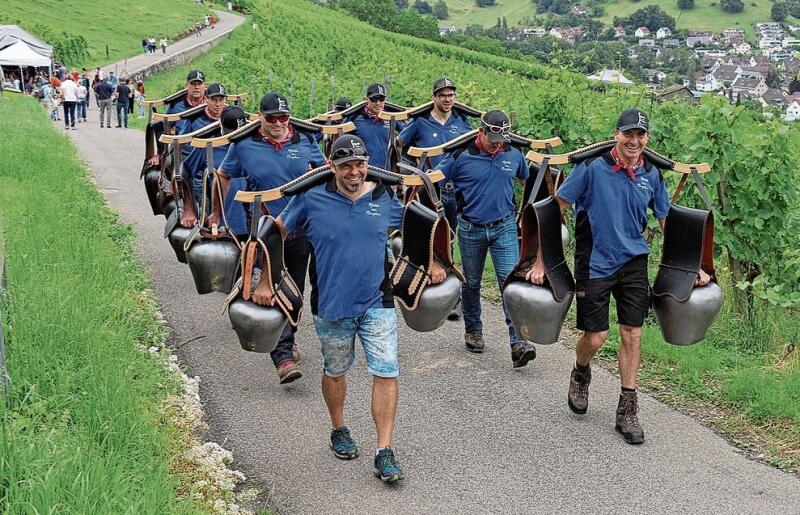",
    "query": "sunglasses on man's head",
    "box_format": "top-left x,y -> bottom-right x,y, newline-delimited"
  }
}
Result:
263,113 -> 290,123
332,146 -> 369,159
368,96 -> 386,102
481,120 -> 511,135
